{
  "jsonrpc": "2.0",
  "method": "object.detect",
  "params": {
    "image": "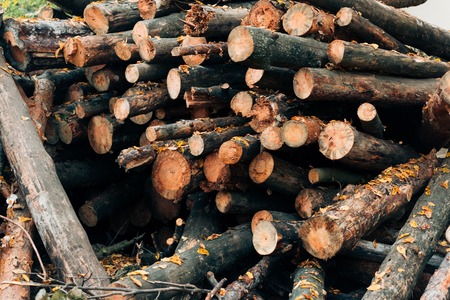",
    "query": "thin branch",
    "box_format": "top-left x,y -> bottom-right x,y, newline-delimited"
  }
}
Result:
205,277 -> 227,300
0,214 -> 47,281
